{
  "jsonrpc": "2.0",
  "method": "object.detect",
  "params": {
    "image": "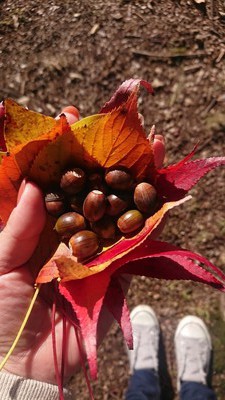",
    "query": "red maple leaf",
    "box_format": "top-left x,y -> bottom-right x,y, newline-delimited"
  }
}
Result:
0,80 -> 225,398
